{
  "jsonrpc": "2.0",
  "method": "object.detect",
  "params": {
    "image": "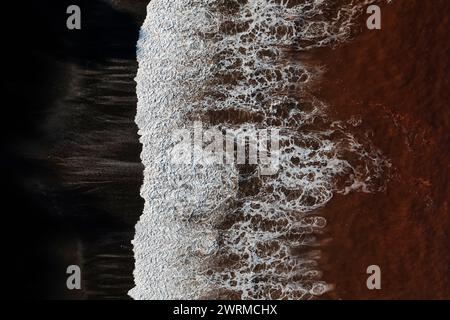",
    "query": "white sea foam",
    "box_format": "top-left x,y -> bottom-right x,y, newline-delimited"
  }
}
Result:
130,0 -> 389,300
